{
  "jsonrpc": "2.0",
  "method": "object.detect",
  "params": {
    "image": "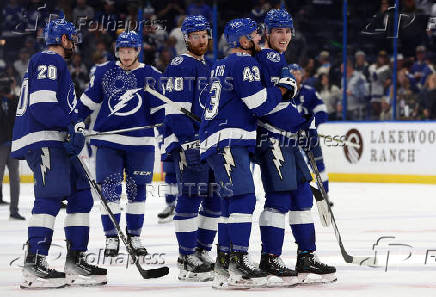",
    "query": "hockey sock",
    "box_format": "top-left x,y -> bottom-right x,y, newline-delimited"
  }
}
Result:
228,193 -> 255,252
126,184 -> 146,236
174,194 -> 202,255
